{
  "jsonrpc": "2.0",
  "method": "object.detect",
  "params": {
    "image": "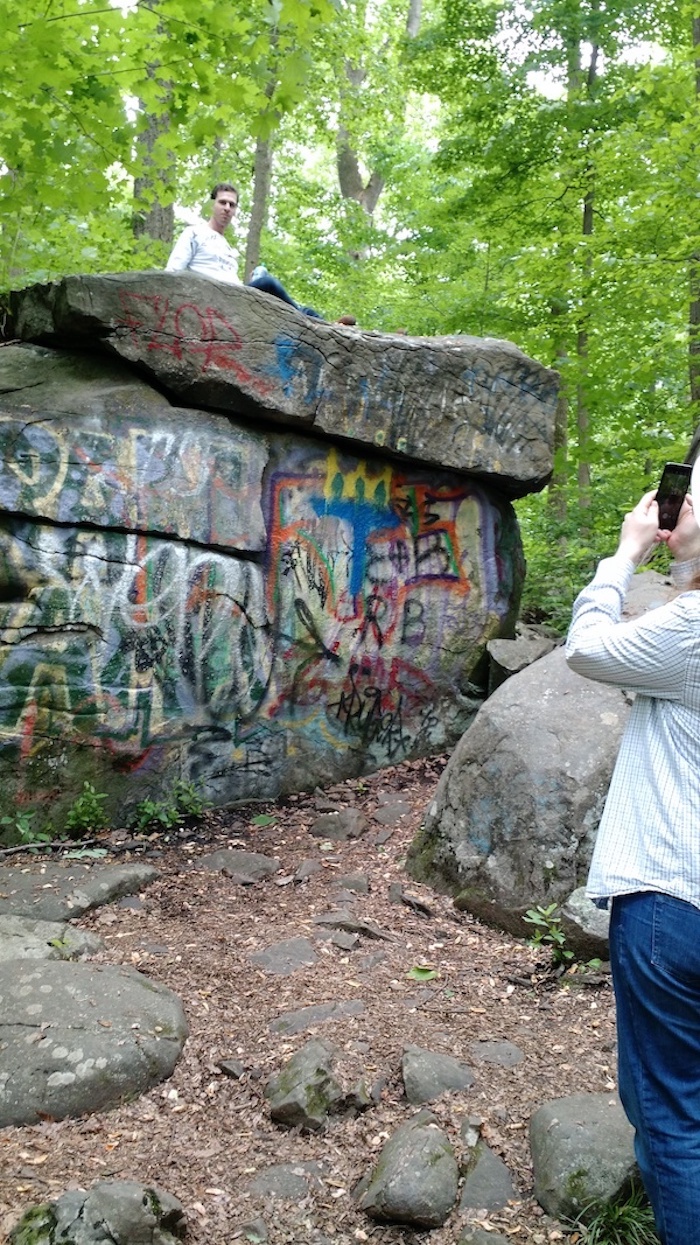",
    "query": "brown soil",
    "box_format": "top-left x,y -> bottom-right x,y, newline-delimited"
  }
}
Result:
0,756 -> 616,1245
